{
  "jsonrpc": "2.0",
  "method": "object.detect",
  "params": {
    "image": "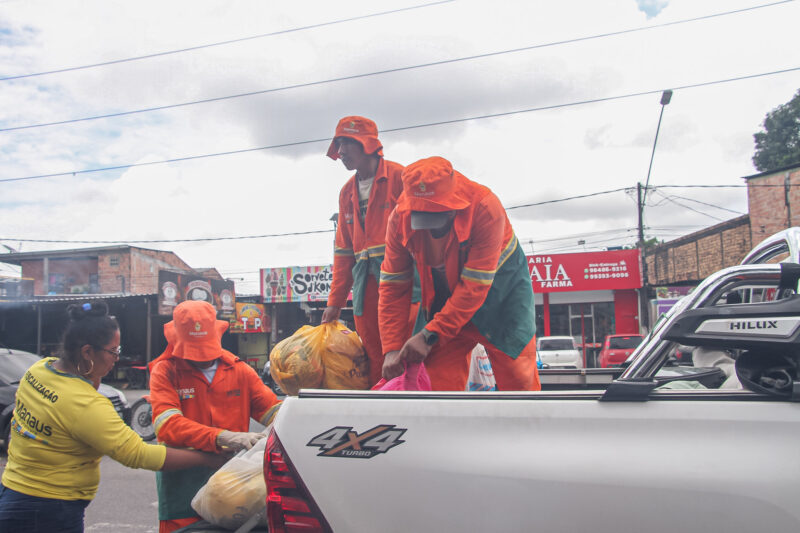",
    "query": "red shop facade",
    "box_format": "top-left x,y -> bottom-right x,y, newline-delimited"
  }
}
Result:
528,249 -> 642,367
